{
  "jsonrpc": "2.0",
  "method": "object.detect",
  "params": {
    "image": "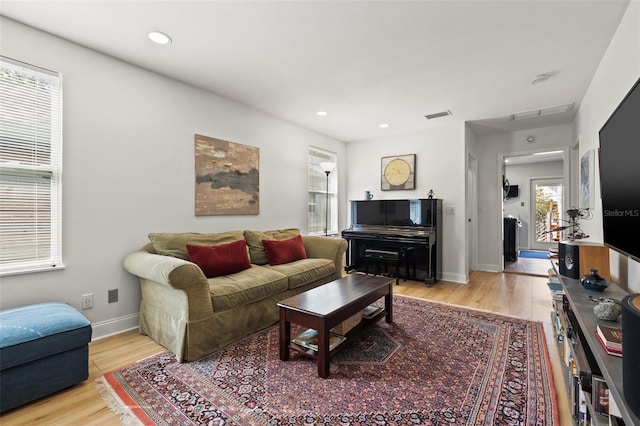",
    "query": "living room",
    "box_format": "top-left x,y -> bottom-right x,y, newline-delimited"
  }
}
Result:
1,1 -> 639,424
